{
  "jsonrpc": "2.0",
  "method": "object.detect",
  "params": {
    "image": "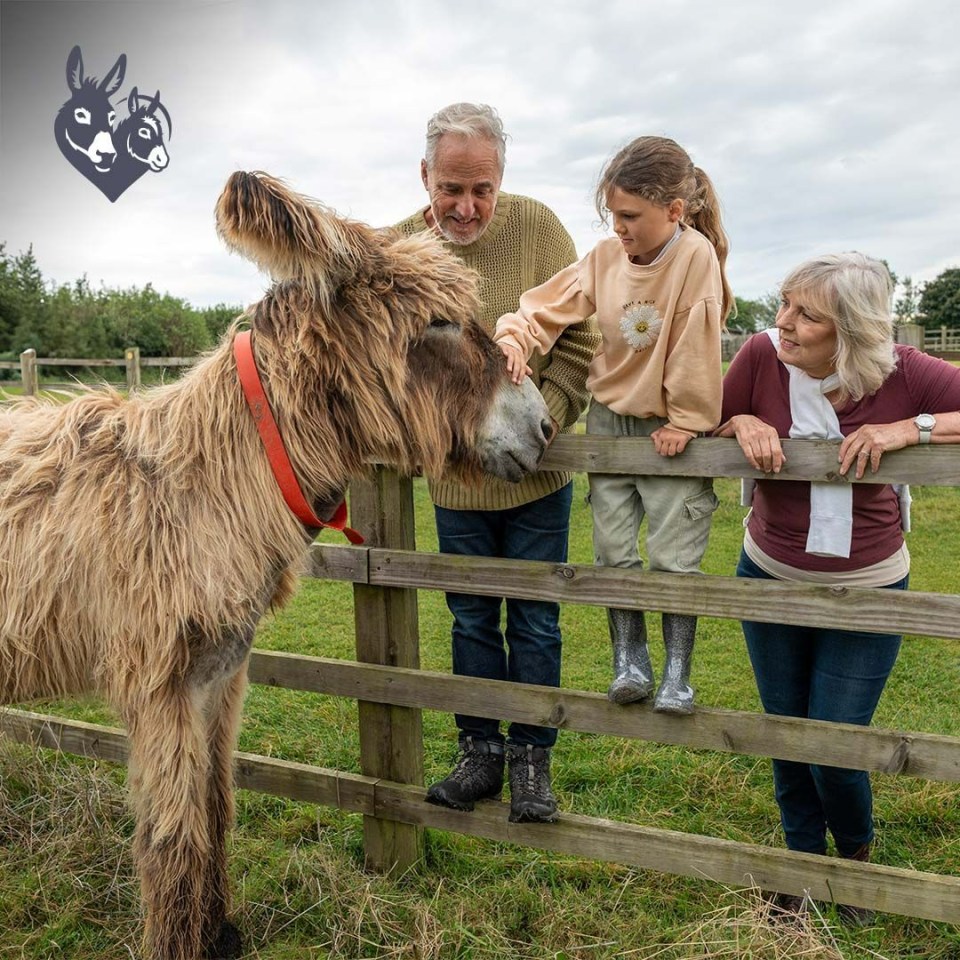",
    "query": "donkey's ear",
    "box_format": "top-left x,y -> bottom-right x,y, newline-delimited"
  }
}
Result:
66,46 -> 83,91
100,53 -> 126,96
127,86 -> 139,113
215,170 -> 373,305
